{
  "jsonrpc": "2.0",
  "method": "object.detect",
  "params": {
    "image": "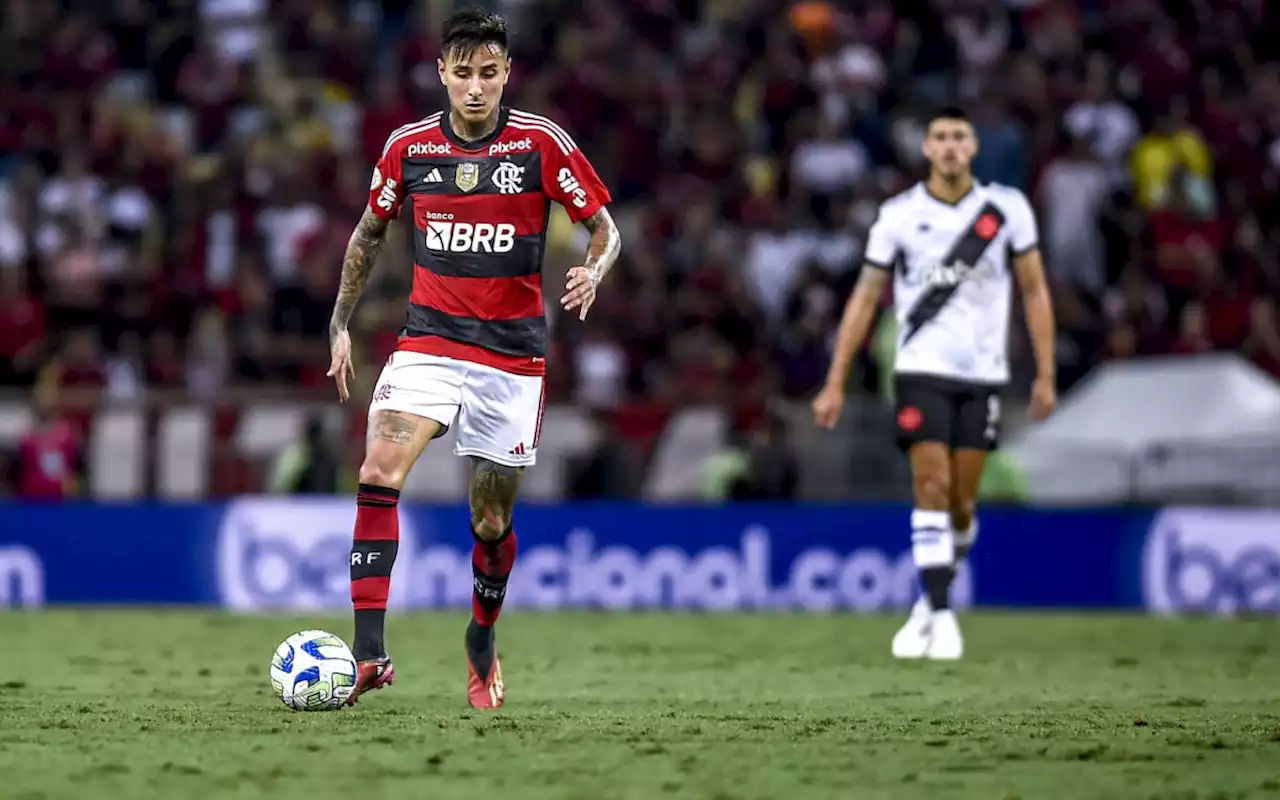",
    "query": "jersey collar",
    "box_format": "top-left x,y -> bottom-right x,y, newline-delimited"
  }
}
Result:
441,106 -> 510,151
920,180 -> 978,207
